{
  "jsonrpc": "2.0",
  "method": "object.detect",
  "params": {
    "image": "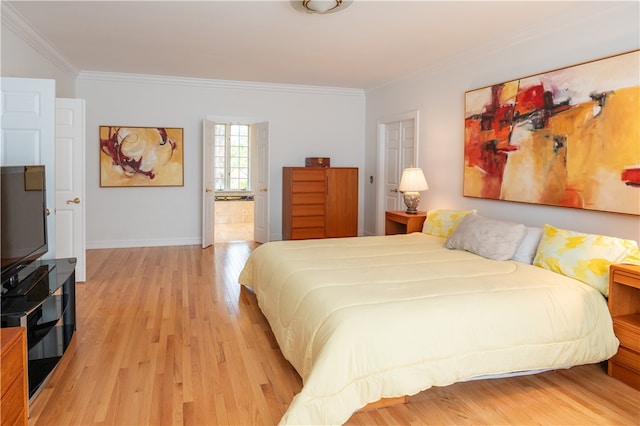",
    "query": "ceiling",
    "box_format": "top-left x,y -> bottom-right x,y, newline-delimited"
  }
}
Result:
6,1 -> 592,90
